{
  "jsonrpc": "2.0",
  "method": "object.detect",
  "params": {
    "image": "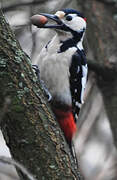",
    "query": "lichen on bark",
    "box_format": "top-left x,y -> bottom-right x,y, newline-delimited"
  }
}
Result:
0,10 -> 81,180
